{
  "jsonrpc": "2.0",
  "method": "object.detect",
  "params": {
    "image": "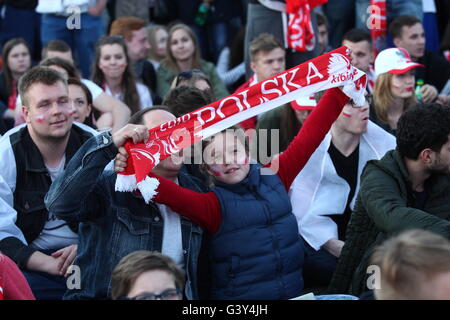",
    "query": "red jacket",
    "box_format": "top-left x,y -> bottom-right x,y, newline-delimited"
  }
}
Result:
0,254 -> 35,300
